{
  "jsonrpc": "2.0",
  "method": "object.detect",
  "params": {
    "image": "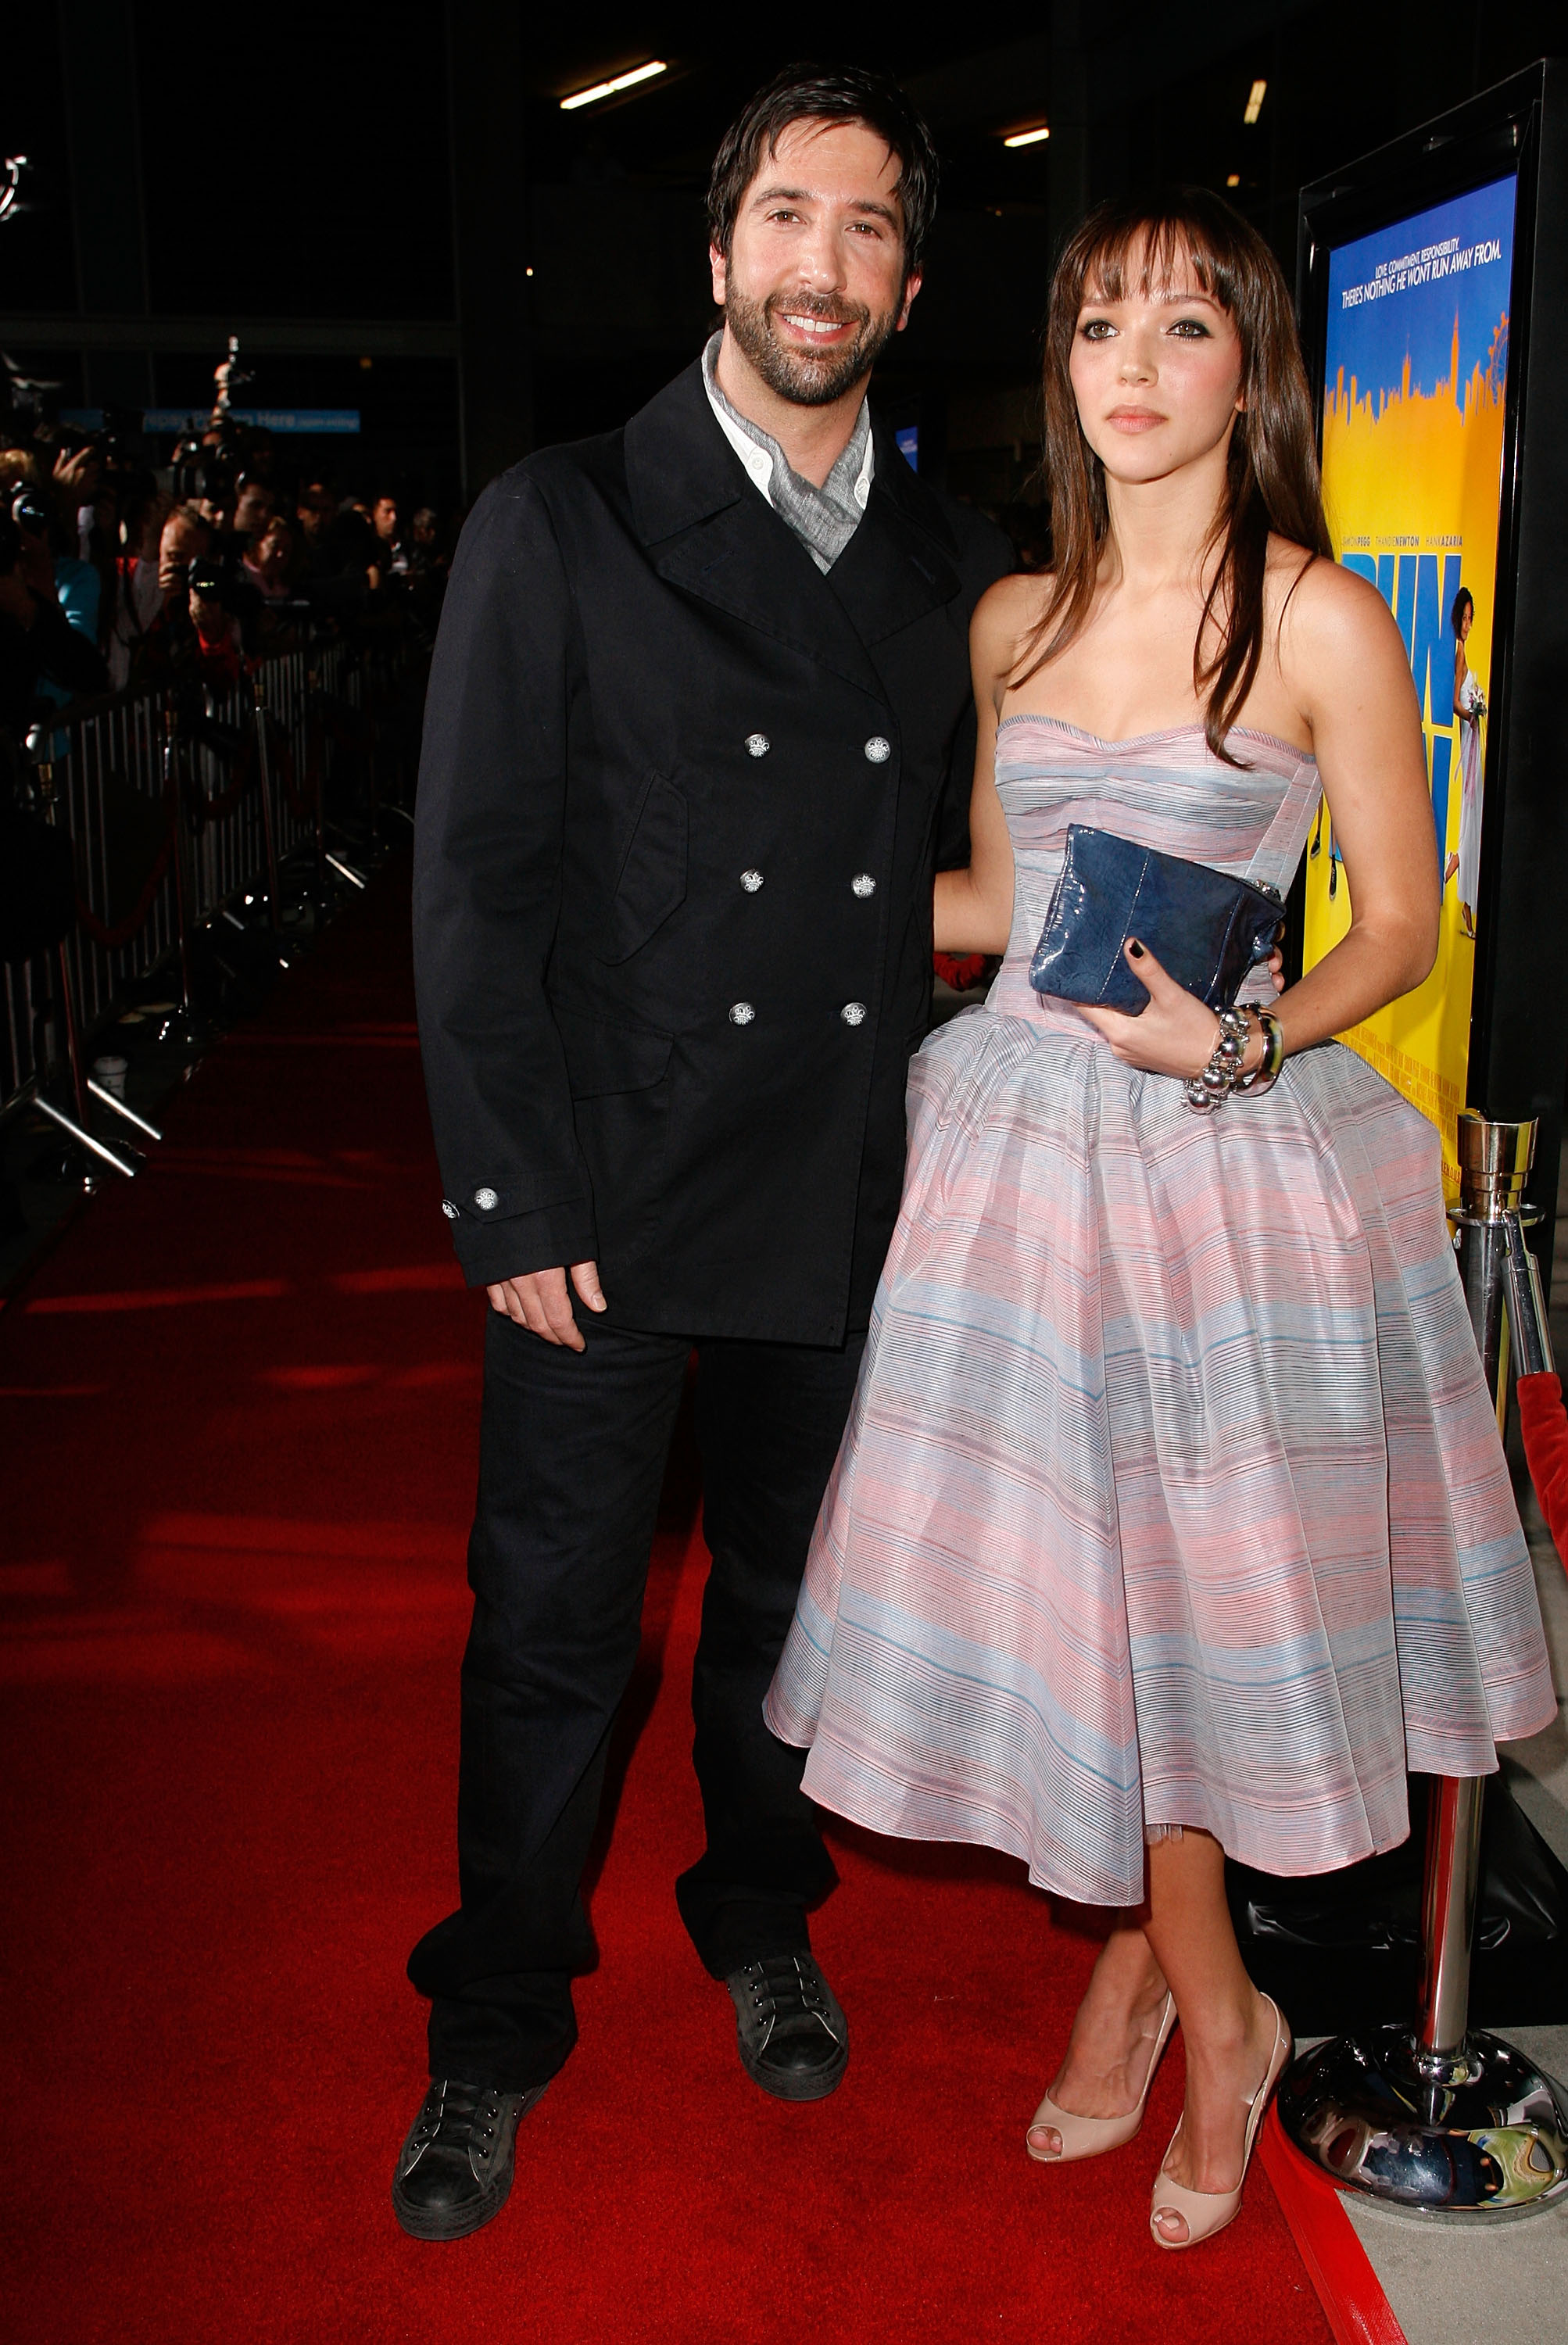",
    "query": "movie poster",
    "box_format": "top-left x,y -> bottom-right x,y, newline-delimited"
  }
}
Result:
1301,175 -> 1516,1197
